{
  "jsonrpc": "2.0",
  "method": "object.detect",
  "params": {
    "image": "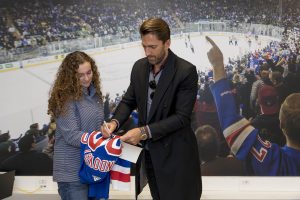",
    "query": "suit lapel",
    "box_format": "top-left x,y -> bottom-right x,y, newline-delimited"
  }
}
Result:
139,61 -> 150,124
147,50 -> 176,122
